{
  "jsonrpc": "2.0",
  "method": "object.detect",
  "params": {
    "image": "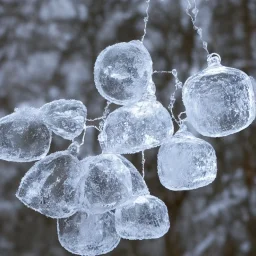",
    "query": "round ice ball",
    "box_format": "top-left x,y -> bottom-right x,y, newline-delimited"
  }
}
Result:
182,54 -> 256,137
57,211 -> 120,255
77,154 -> 133,214
158,125 -> 217,191
94,40 -> 153,105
